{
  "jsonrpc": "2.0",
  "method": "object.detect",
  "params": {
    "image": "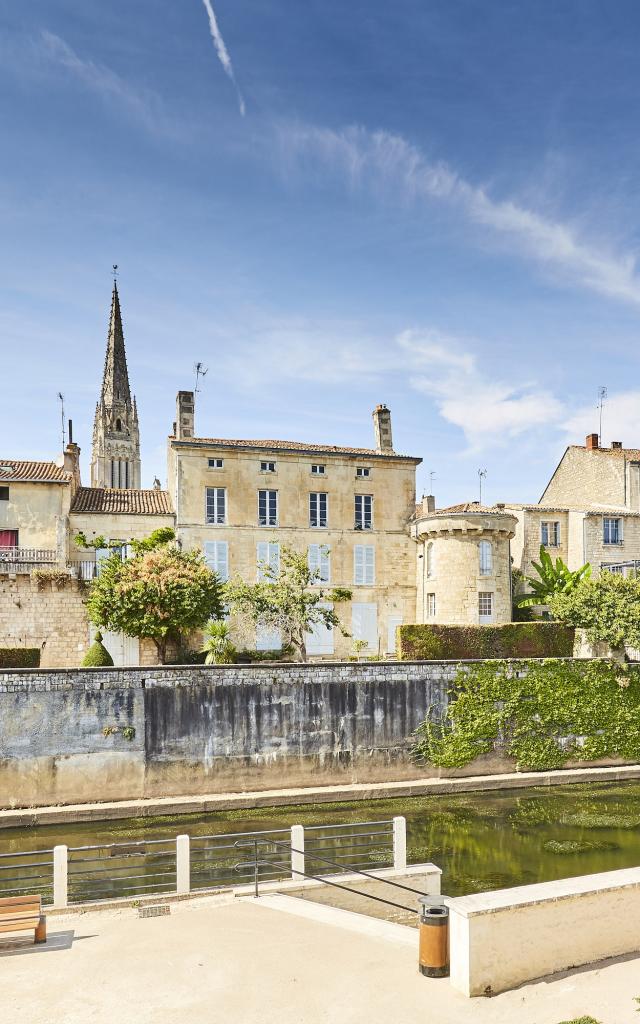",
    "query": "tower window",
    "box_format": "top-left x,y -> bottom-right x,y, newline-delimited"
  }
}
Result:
116,418 -> 122,431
